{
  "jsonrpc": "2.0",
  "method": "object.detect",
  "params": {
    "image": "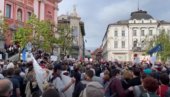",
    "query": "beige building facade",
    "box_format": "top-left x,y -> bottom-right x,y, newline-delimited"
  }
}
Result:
102,10 -> 170,61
